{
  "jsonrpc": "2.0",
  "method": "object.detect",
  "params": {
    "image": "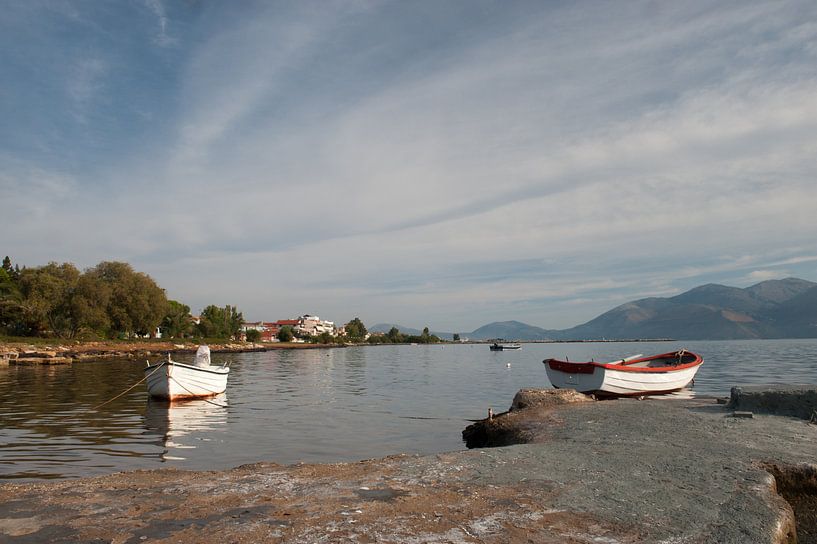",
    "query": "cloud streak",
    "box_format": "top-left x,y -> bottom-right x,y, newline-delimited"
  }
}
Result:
2,0 -> 816,329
